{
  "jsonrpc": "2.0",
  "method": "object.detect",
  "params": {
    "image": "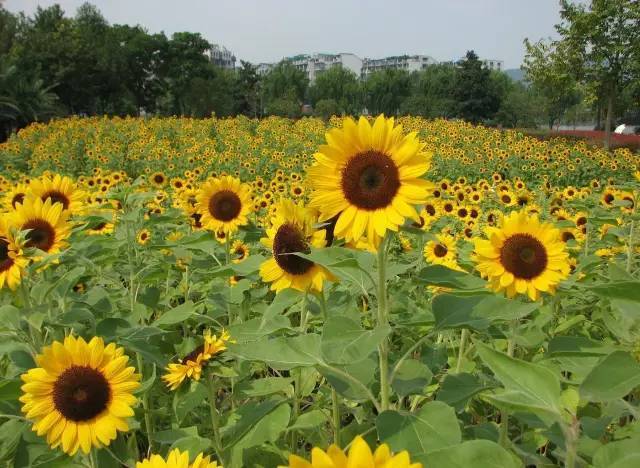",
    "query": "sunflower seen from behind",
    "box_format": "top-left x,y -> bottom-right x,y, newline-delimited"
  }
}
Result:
10,197 -> 72,259
308,115 -> 432,248
473,210 -> 570,301
20,336 -> 140,455
137,448 -> 221,468
260,199 -> 335,293
197,176 -> 252,235
282,435 -> 422,468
